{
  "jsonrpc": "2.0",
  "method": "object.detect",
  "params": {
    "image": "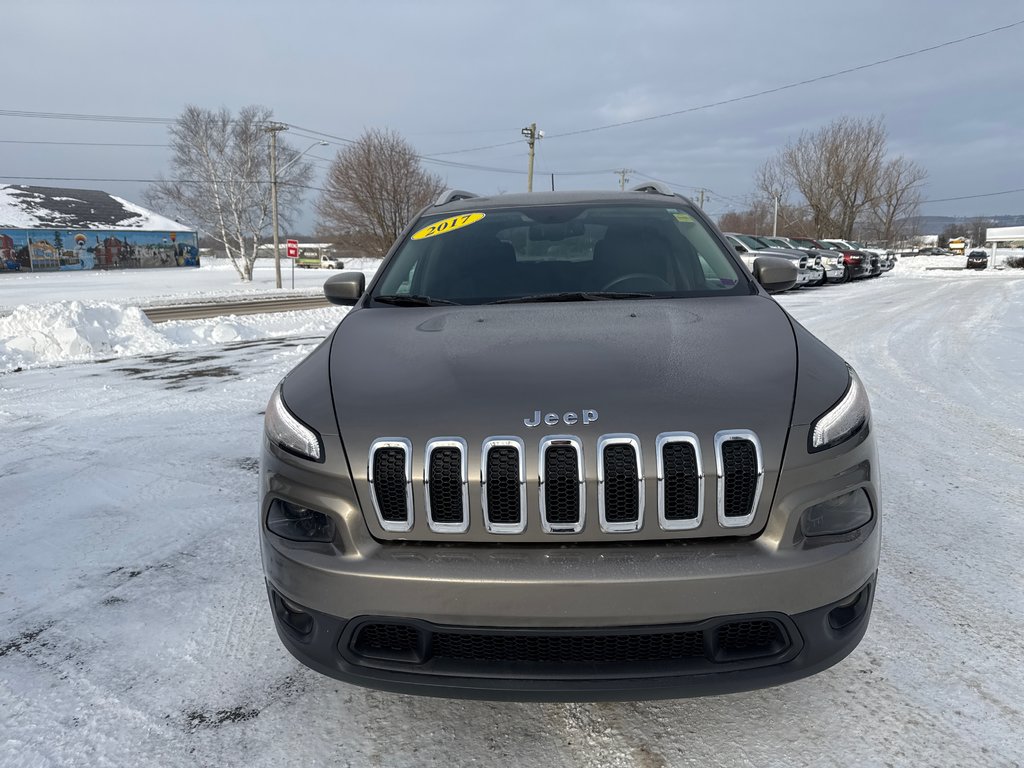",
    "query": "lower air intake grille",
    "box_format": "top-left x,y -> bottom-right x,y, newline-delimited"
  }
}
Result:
662,442 -> 700,521
603,444 -> 640,524
428,447 -> 464,524
348,617 -> 792,671
372,447 -> 409,523
485,446 -> 522,526
544,444 -> 580,525
721,438 -> 759,518
434,629 -> 705,663
355,623 -> 420,655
